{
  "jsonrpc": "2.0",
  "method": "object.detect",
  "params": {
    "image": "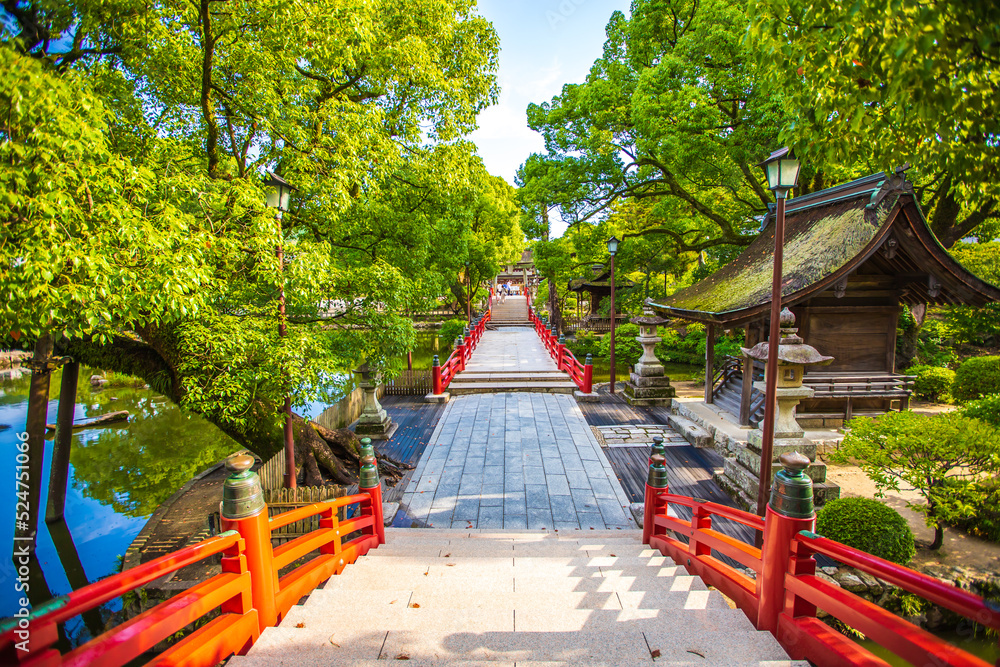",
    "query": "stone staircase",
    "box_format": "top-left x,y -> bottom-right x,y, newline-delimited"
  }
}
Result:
490,295 -> 532,327
228,529 -> 806,666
